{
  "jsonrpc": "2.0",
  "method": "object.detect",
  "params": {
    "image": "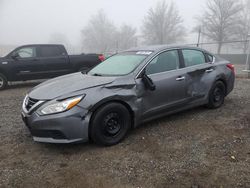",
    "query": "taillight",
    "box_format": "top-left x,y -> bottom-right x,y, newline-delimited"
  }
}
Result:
227,64 -> 235,75
98,54 -> 105,62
